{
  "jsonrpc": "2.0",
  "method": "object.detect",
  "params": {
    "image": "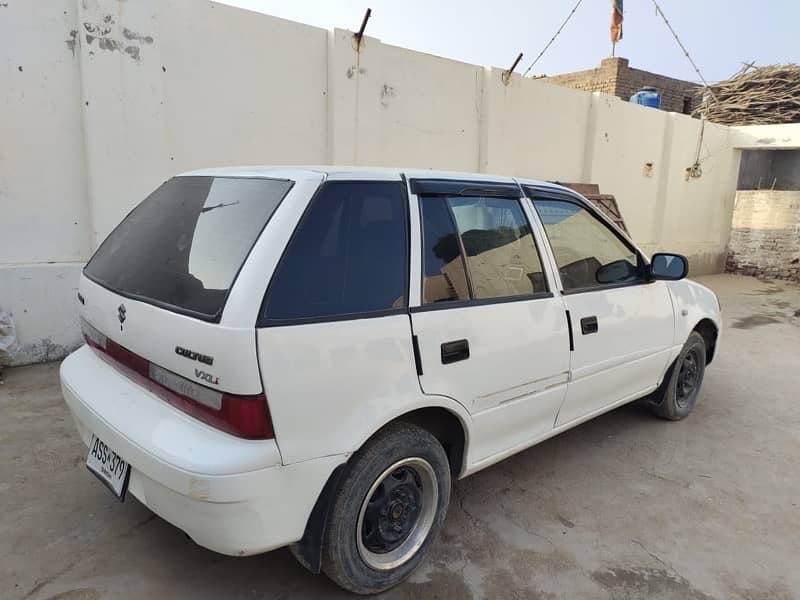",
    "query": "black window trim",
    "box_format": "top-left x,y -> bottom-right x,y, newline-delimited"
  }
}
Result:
559,280 -> 649,296
442,197 -> 476,300
409,291 -> 554,314
84,175 -> 295,324
409,178 -> 521,198
523,186 -> 653,296
262,307 -> 408,328
415,189 -> 553,311
257,179 -> 411,328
